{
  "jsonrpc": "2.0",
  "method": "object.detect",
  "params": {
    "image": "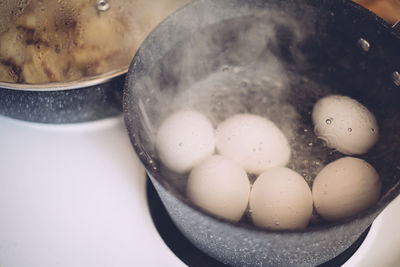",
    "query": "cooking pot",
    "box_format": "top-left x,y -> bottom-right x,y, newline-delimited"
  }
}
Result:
123,0 -> 400,266
0,0 -> 189,123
